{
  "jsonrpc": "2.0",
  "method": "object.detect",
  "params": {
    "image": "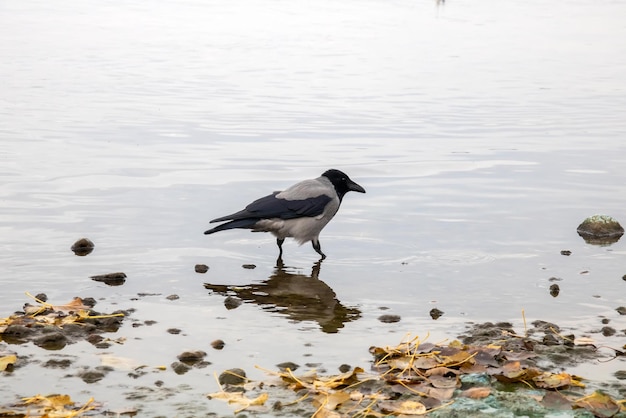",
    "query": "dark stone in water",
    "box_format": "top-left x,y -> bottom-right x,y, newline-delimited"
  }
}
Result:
378,314 -> 401,323
177,350 -> 206,365
43,359 -> 72,369
167,328 -> 182,335
560,250 -> 572,256
79,369 -> 106,383
276,361 -> 299,371
430,308 -> 444,320
166,294 -> 179,301
339,364 -> 351,373
90,272 -> 126,286
34,293 -> 48,302
549,284 -> 560,297
71,238 -> 95,256
195,264 -> 209,273
576,214 -> 624,245
242,264 -> 256,269
171,361 -> 191,375
211,339 -> 225,350
224,296 -> 242,310
34,331 -> 68,350
218,368 -> 247,385
616,306 -> 626,316
1,325 -> 35,343
601,326 -> 616,337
